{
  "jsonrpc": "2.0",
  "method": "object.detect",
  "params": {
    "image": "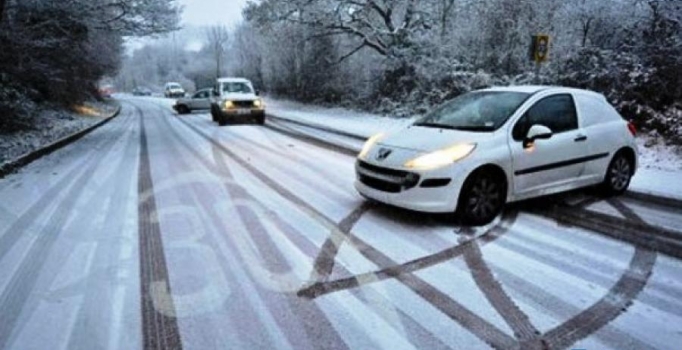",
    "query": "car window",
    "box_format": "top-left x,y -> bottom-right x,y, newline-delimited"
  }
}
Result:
414,91 -> 529,132
222,82 -> 253,94
194,91 -> 208,99
512,94 -> 578,140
